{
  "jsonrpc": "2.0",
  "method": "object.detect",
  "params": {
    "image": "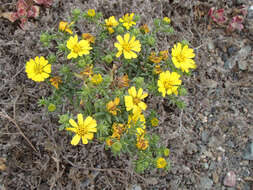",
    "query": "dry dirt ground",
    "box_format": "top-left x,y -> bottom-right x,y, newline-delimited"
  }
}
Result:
0,0 -> 253,189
